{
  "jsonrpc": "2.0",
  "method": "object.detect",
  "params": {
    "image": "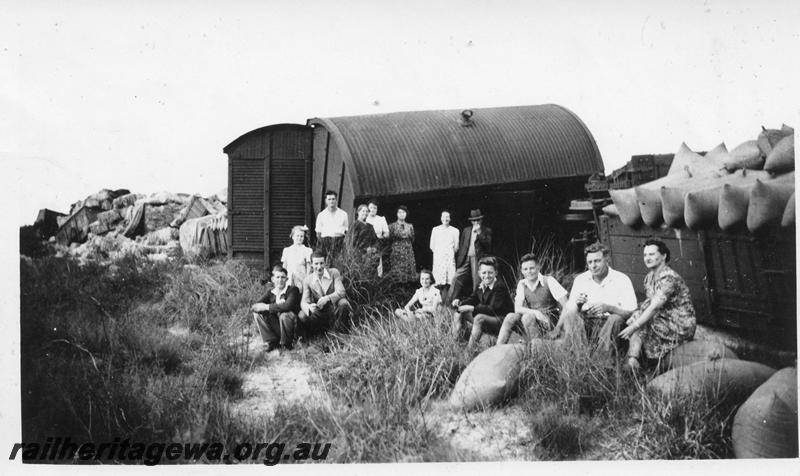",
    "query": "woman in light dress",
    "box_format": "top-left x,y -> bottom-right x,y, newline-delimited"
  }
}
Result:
394,269 -> 442,321
366,199 -> 390,277
429,210 -> 460,303
281,225 -> 312,289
